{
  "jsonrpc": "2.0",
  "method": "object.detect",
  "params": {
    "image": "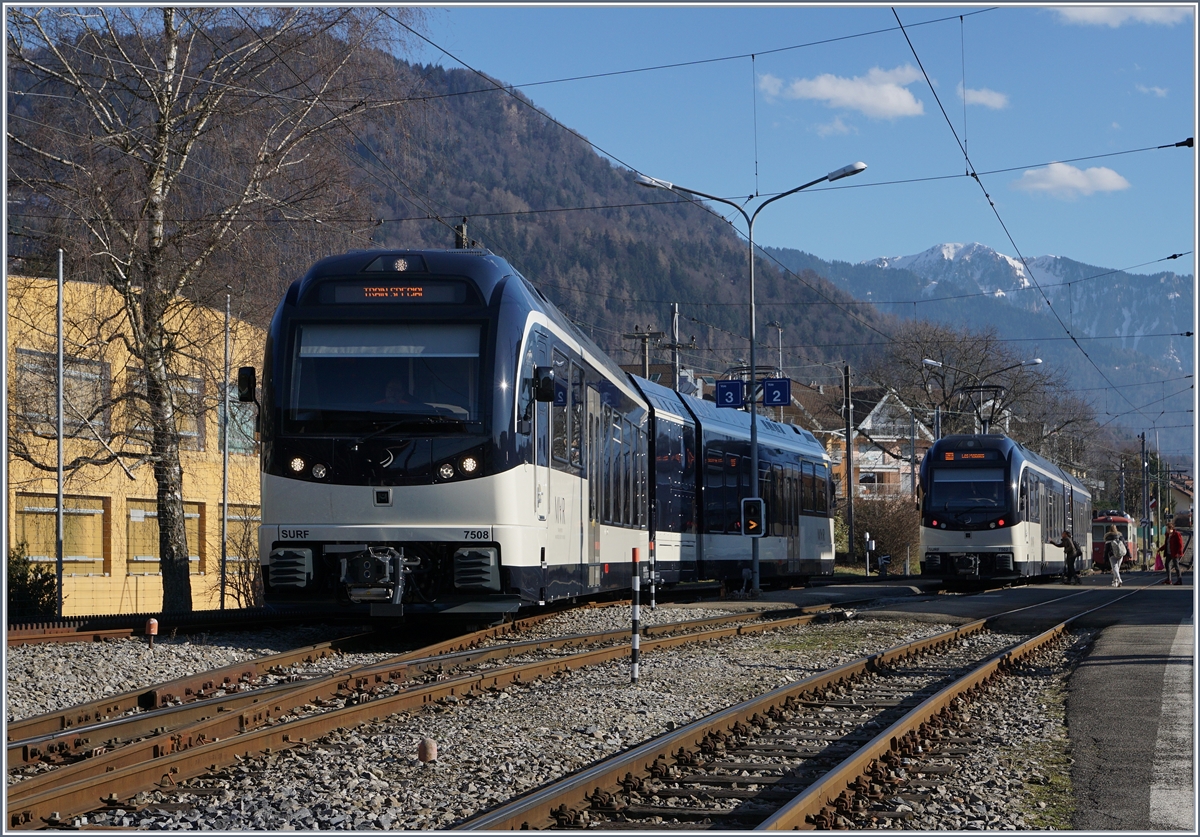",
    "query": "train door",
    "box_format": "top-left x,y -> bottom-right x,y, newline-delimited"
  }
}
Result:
533,331 -> 550,523
787,469 -> 799,574
586,386 -> 602,588
569,361 -> 585,588
1038,476 -> 1048,571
